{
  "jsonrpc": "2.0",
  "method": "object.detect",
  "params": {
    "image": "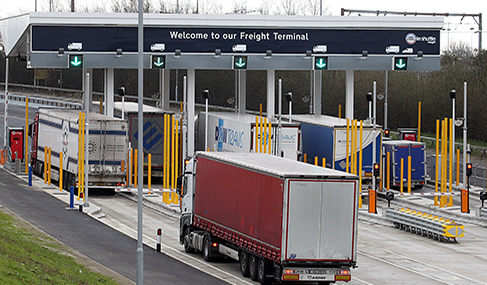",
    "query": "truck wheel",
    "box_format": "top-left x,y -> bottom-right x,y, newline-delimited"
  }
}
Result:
183,228 -> 195,253
249,254 -> 258,281
203,235 -> 213,262
239,251 -> 250,277
257,257 -> 272,285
